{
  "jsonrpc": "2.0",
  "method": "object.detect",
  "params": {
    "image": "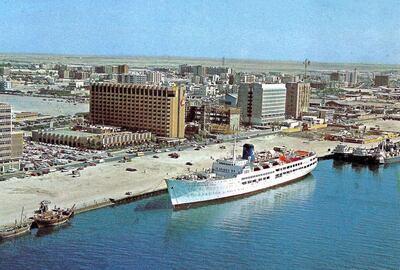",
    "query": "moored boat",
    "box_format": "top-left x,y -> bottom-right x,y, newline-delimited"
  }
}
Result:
33,201 -> 75,228
332,144 -> 353,161
0,222 -> 32,240
352,147 -> 374,163
374,139 -> 400,164
166,142 -> 318,209
0,207 -> 32,240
